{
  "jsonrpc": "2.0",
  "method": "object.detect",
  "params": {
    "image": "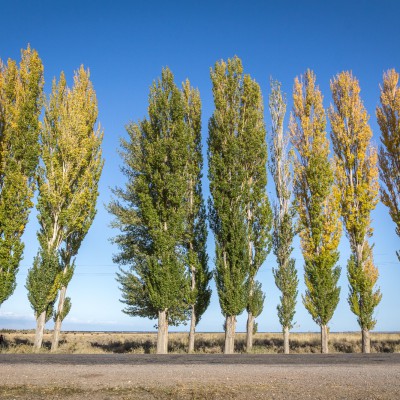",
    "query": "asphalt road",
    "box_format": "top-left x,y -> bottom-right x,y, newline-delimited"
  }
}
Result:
1,352 -> 400,365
